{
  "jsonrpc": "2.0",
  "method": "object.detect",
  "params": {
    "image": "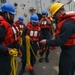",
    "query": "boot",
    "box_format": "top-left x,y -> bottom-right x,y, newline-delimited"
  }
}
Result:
45,57 -> 49,63
19,67 -> 25,75
39,58 -> 43,63
29,70 -> 35,75
19,61 -> 26,75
